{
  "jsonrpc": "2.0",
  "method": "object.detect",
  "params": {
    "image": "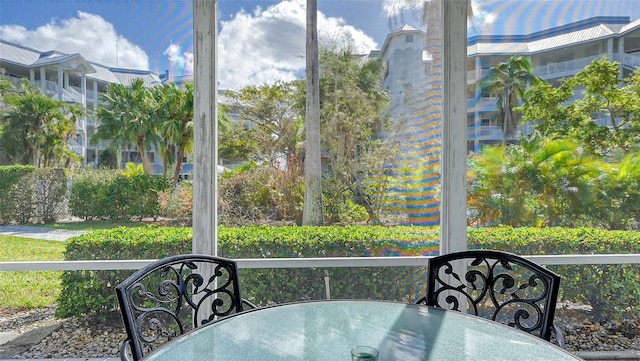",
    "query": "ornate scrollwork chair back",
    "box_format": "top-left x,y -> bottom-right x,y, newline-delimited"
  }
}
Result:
417,250 -> 561,342
116,254 -> 252,361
